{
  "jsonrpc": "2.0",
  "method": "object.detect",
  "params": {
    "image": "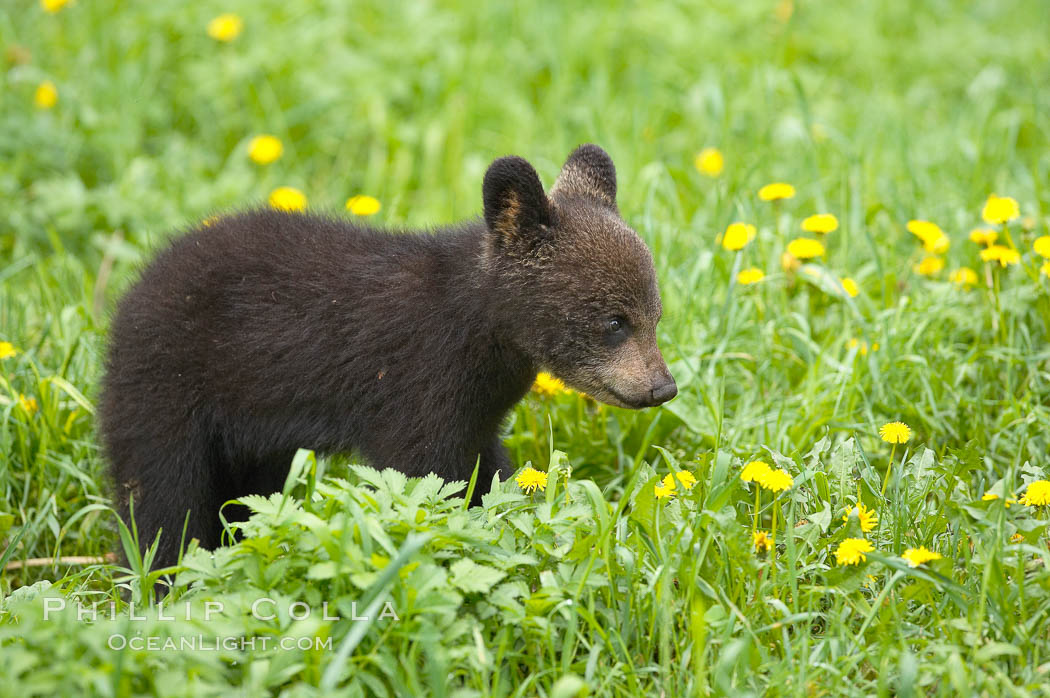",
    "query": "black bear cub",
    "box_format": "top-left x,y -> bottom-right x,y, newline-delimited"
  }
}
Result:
99,144 -> 677,568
